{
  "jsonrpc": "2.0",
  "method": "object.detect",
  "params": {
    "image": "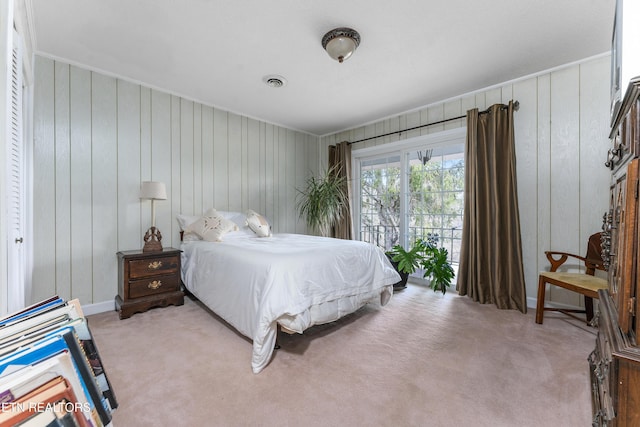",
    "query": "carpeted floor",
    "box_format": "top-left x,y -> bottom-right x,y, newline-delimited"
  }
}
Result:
87,284 -> 595,426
